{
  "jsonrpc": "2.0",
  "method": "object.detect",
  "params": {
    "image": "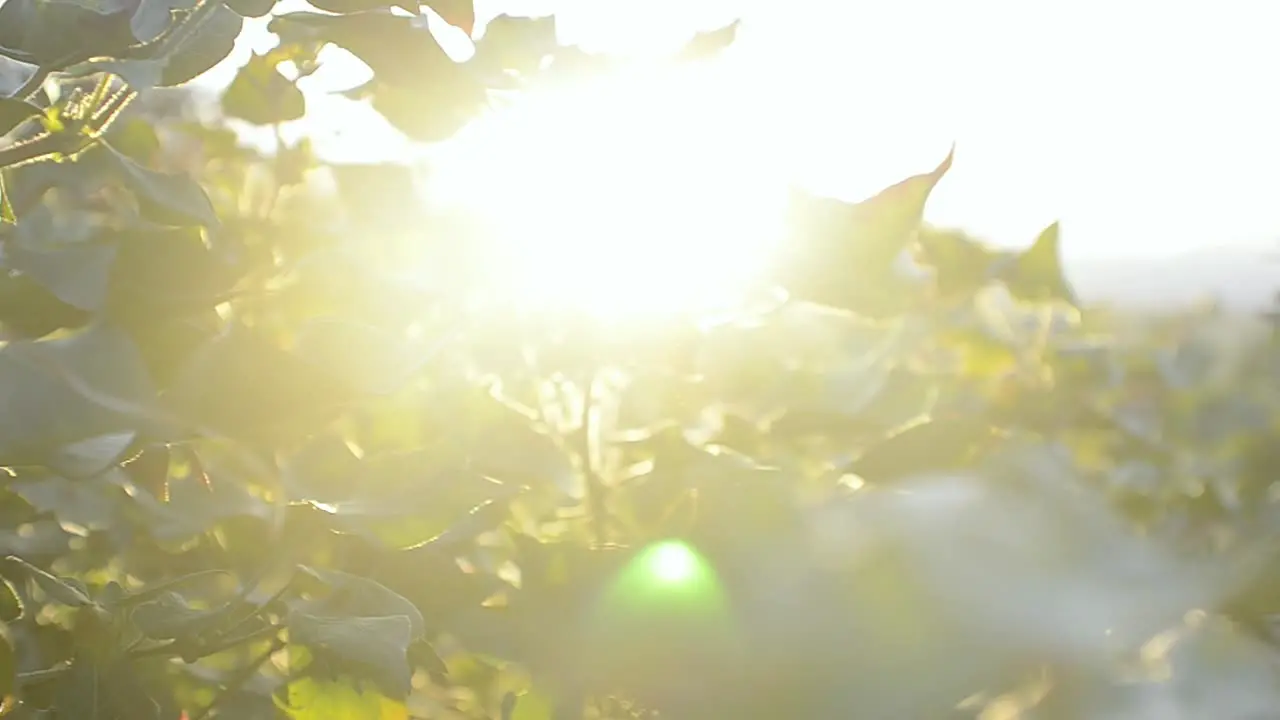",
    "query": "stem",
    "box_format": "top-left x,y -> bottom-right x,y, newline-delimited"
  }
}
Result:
189,636 -> 286,720
16,664 -> 69,686
580,371 -> 606,545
